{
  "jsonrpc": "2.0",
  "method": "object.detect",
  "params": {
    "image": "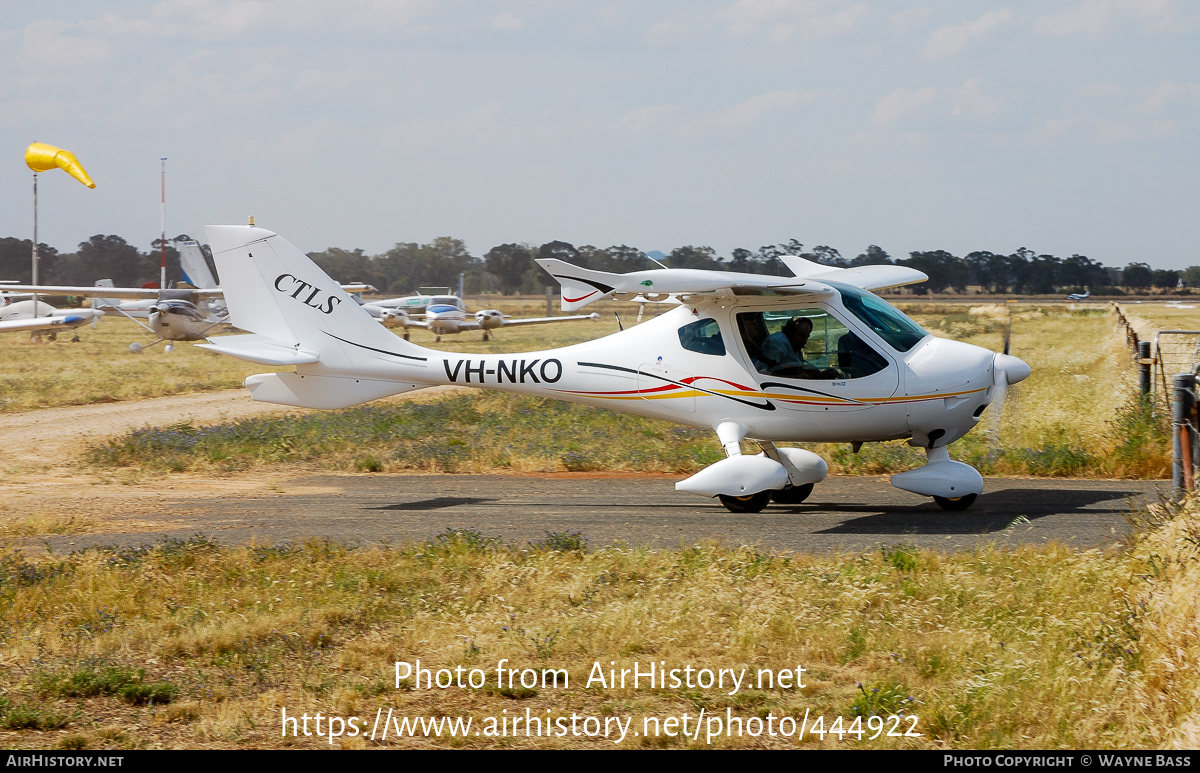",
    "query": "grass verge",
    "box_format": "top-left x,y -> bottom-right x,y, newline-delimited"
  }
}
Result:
2,503 -> 1199,749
